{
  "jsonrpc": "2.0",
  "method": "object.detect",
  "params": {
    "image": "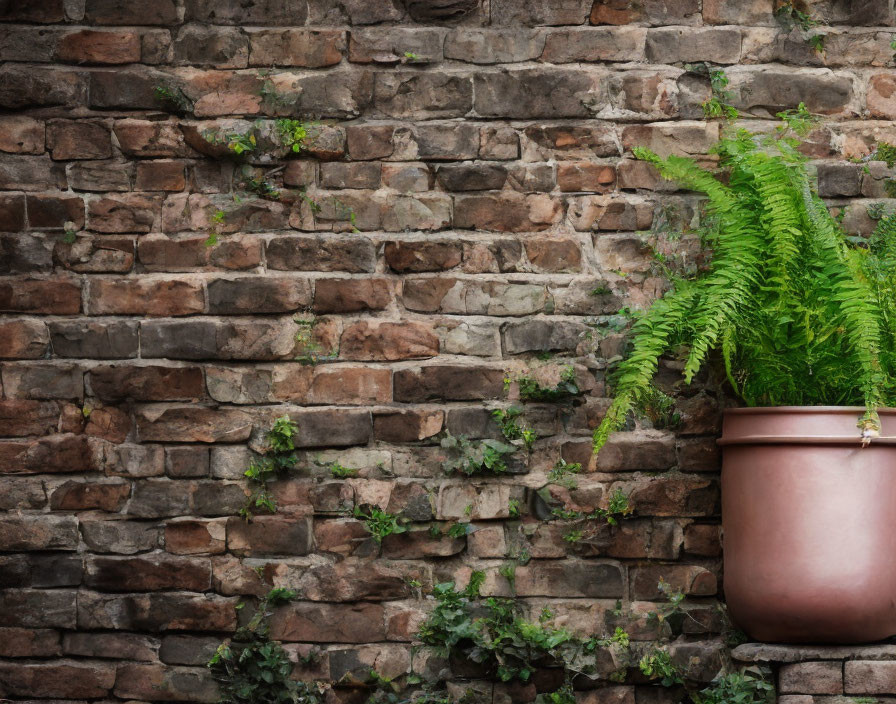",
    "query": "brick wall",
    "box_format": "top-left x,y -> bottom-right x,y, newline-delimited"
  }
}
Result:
1,0 -> 895,701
